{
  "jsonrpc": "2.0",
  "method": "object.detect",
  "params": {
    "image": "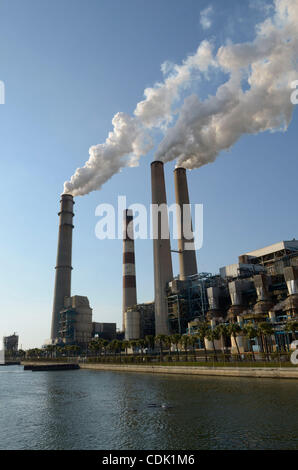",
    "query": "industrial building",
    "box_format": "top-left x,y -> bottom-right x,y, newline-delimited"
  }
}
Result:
93,322 -> 117,341
59,296 -> 93,345
125,302 -> 155,340
3,333 -> 19,354
122,161 -> 298,350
